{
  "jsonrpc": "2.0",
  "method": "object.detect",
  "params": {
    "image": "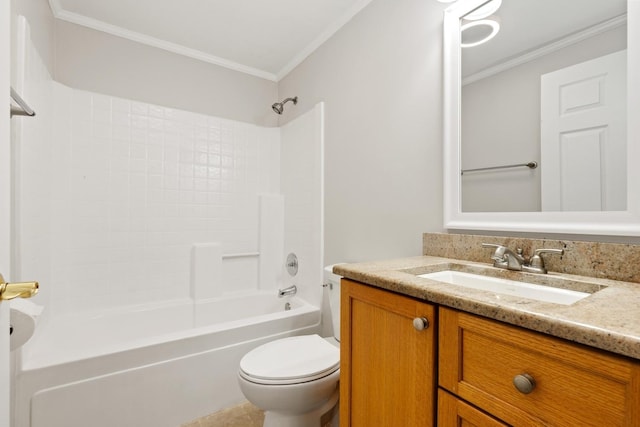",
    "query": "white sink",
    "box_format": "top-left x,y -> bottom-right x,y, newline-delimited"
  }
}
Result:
418,270 -> 590,305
